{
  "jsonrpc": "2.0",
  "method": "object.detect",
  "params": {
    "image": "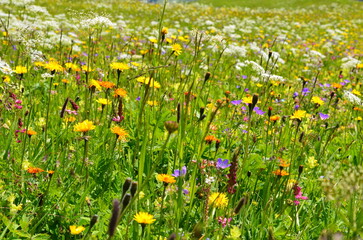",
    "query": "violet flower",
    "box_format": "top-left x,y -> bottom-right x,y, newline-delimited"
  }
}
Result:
231,100 -> 242,105
253,106 -> 265,115
318,113 -> 329,120
216,158 -> 231,169
172,166 -> 187,177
